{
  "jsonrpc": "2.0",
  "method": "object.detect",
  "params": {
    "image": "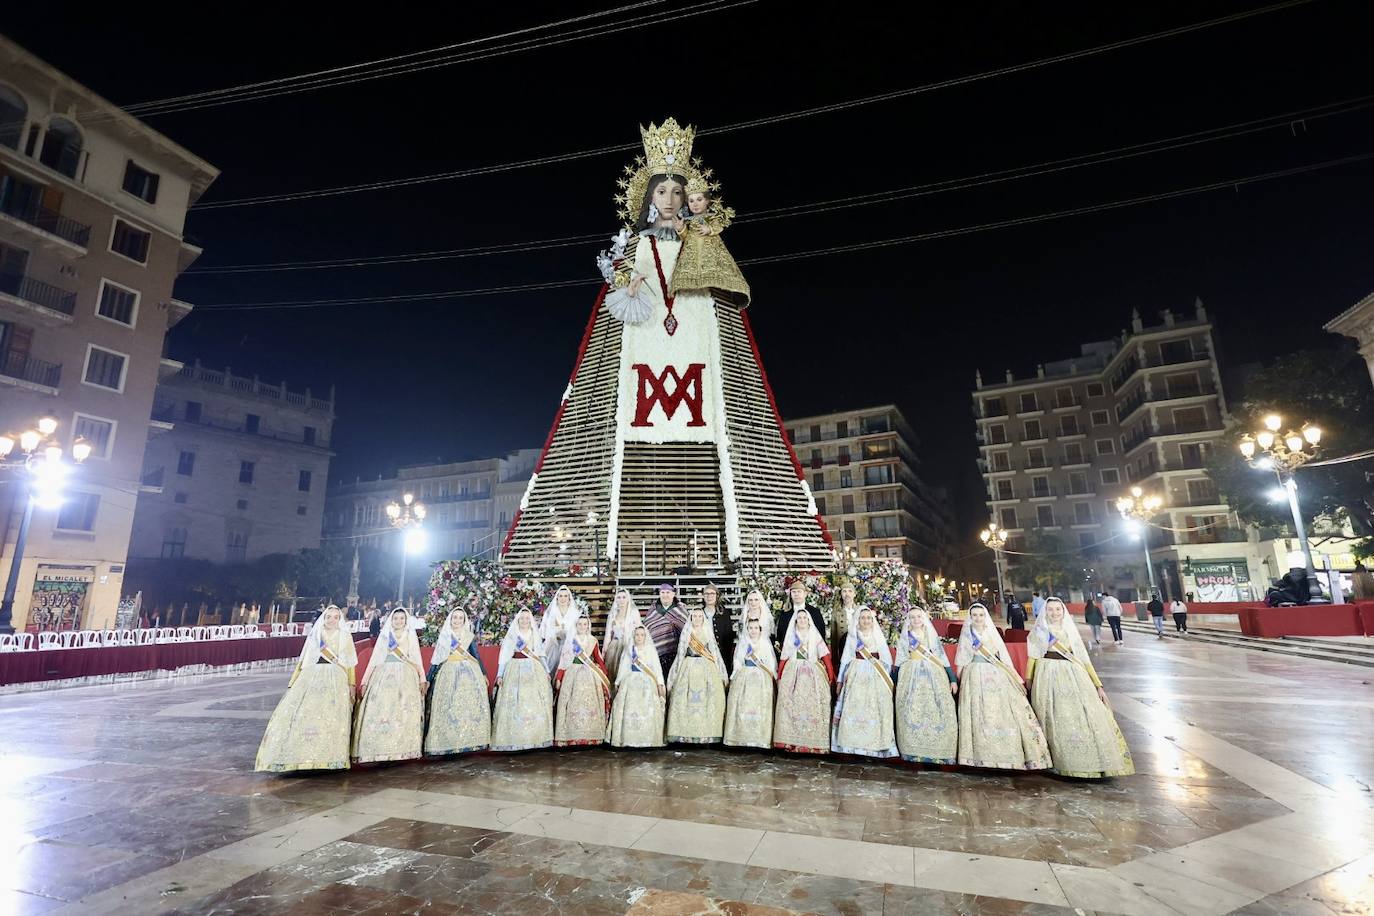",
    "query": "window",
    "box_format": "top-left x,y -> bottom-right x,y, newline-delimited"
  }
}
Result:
227,532 -> 248,564
236,499 -> 248,510
161,527 -> 187,559
991,452 -> 1011,472
1086,383 -> 1105,398
1160,339 -> 1195,364
1036,505 -> 1056,527
1079,533 -> 1097,549
836,420 -> 848,438
866,491 -> 898,512
869,515 -> 899,537
1090,410 -> 1110,426
96,279 -> 139,327
177,451 -> 195,476
984,397 -> 1006,417
999,508 -> 1018,528
841,494 -> 854,513
109,219 -> 151,264
72,414 -> 115,459
82,345 -> 127,391
786,428 -> 796,444
815,497 -> 826,515
0,87 -> 26,150
1101,468 -> 1120,485
863,465 -> 894,486
1031,476 -> 1050,498
1074,502 -> 1094,524
995,479 -> 1013,500
1172,406 -> 1209,434
245,414 -> 260,434
185,401 -> 202,422
297,505 -> 308,516
1068,471 -> 1089,495
1059,416 -> 1079,436
1187,478 -> 1218,505
837,445 -> 850,465
1019,393 -> 1039,413
839,470 -> 852,488
1165,372 -> 1201,399
1023,420 -> 1042,440
842,520 -> 857,539
1064,443 -> 1085,465
986,423 -> 1007,444
811,472 -> 825,492
121,160 -> 160,203
1026,447 -> 1046,468
809,424 -> 821,442
298,470 -> 312,492
1055,387 -> 1075,408
1180,442 -> 1209,469
40,117 -> 81,177
56,492 -> 99,531
862,415 -> 890,434
174,492 -> 188,504
863,439 -> 897,460
303,426 -> 316,446
239,461 -> 255,484
1096,439 -> 1116,455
